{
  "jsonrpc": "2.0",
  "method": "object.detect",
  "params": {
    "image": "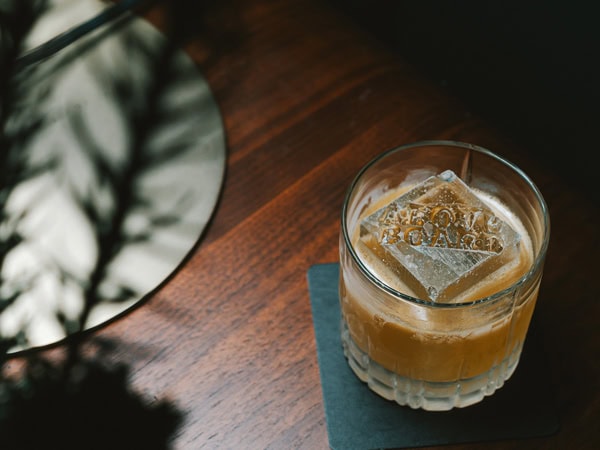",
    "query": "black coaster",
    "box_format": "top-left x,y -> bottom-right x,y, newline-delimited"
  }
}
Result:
307,263 -> 560,450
